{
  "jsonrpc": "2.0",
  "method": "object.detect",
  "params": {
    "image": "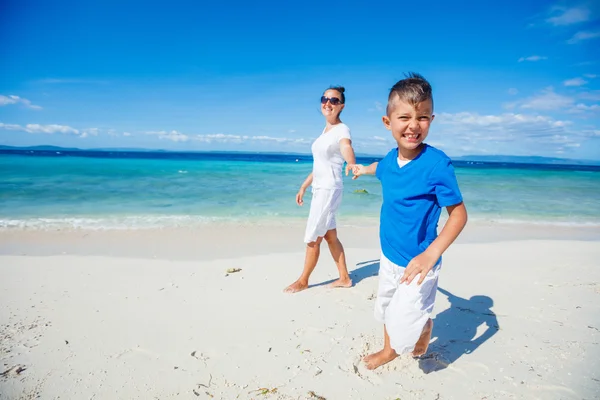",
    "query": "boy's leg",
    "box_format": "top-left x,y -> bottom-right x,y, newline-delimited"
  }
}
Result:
384,263 -> 439,358
363,325 -> 398,370
364,254 -> 399,369
284,238 -> 323,293
364,321 -> 435,367
323,229 -> 352,288
364,254 -> 440,368
412,318 -> 434,357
